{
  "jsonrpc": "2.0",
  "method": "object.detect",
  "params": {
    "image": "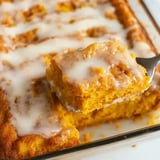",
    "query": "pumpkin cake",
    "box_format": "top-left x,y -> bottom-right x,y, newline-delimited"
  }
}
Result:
0,0 -> 159,160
